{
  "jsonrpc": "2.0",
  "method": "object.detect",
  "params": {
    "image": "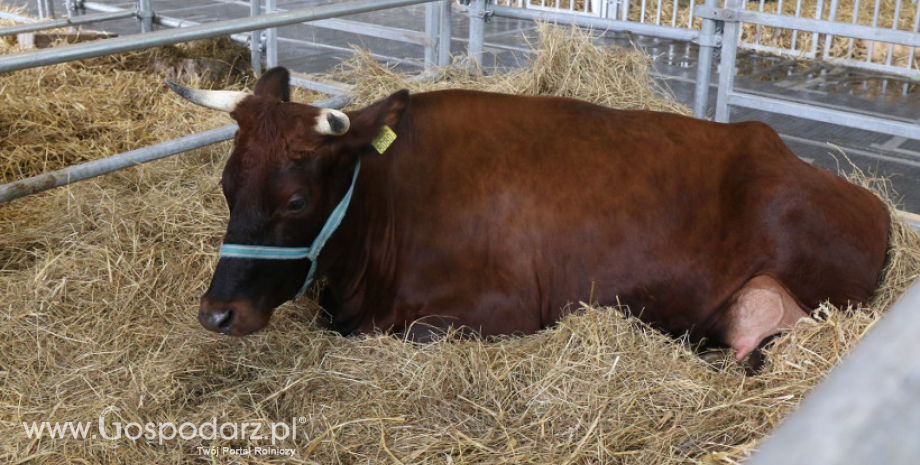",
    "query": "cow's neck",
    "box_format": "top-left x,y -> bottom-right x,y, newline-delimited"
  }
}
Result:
315,156 -> 396,334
